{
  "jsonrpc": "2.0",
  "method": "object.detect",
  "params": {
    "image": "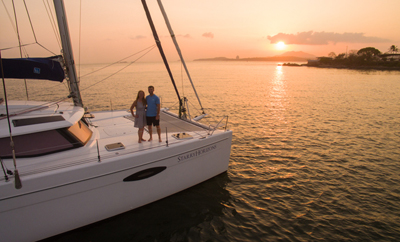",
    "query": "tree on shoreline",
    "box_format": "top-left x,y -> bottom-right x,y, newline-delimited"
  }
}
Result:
388,45 -> 399,53
357,47 -> 381,62
328,52 -> 336,58
317,45 -> 400,69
